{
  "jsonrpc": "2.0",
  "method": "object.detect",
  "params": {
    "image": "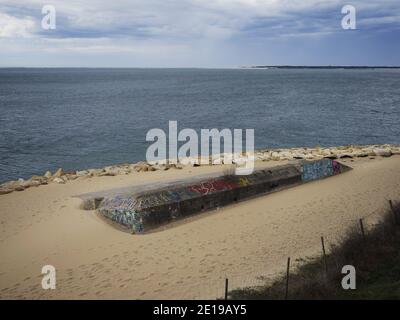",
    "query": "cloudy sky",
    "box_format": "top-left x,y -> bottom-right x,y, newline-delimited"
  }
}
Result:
0,0 -> 399,67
